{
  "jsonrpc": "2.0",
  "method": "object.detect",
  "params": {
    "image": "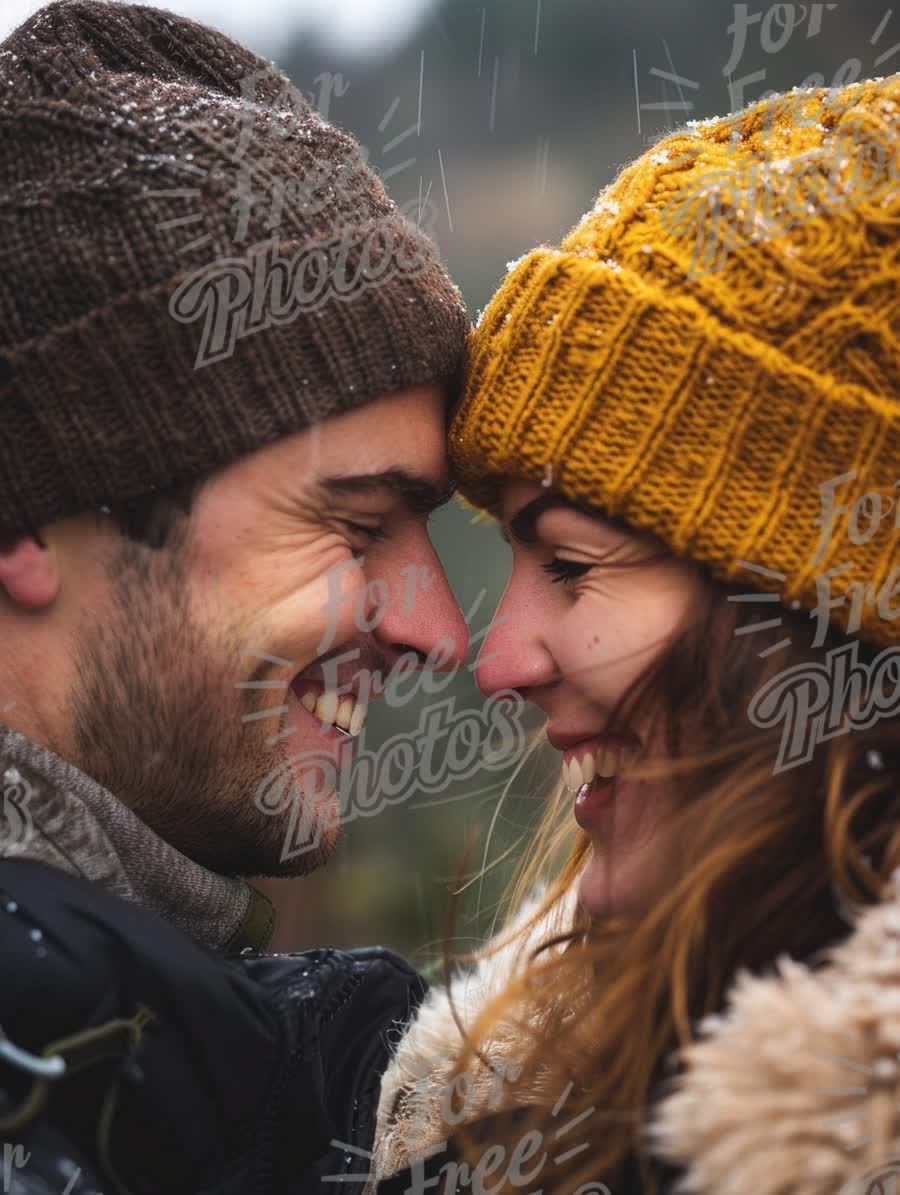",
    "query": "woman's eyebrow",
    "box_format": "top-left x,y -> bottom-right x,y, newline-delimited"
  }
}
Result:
504,493 -> 573,544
